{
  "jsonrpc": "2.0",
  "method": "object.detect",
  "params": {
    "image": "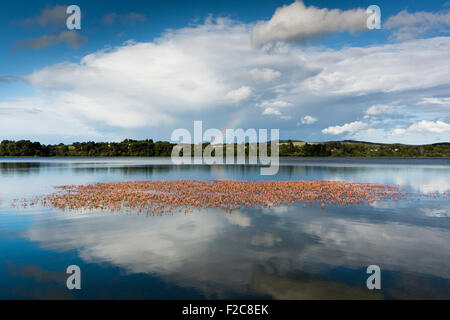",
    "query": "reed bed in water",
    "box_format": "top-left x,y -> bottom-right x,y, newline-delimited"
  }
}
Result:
36,180 -> 416,214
